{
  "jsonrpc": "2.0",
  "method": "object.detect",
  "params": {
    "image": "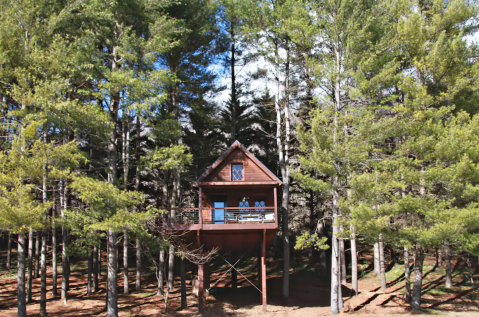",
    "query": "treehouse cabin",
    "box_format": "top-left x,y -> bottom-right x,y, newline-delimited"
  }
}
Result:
172,141 -> 281,312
